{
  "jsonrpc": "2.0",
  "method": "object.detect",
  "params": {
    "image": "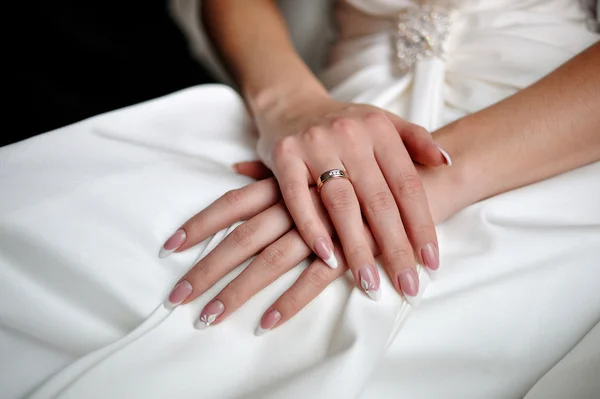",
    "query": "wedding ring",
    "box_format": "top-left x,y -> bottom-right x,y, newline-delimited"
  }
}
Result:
317,169 -> 349,192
